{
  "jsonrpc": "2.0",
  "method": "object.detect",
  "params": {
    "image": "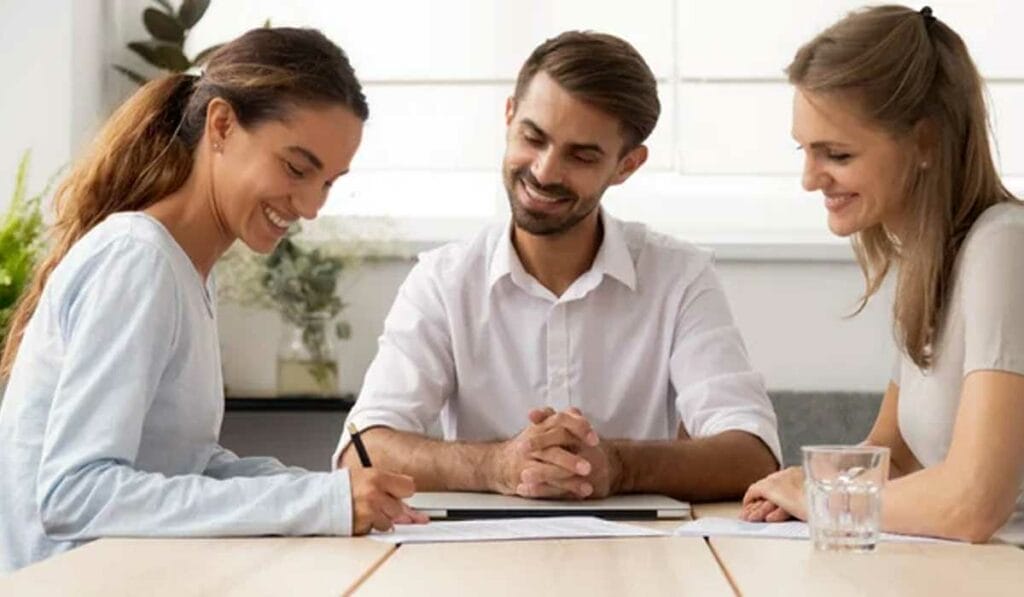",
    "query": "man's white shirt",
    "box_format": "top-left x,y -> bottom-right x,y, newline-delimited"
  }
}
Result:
333,210 -> 781,465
